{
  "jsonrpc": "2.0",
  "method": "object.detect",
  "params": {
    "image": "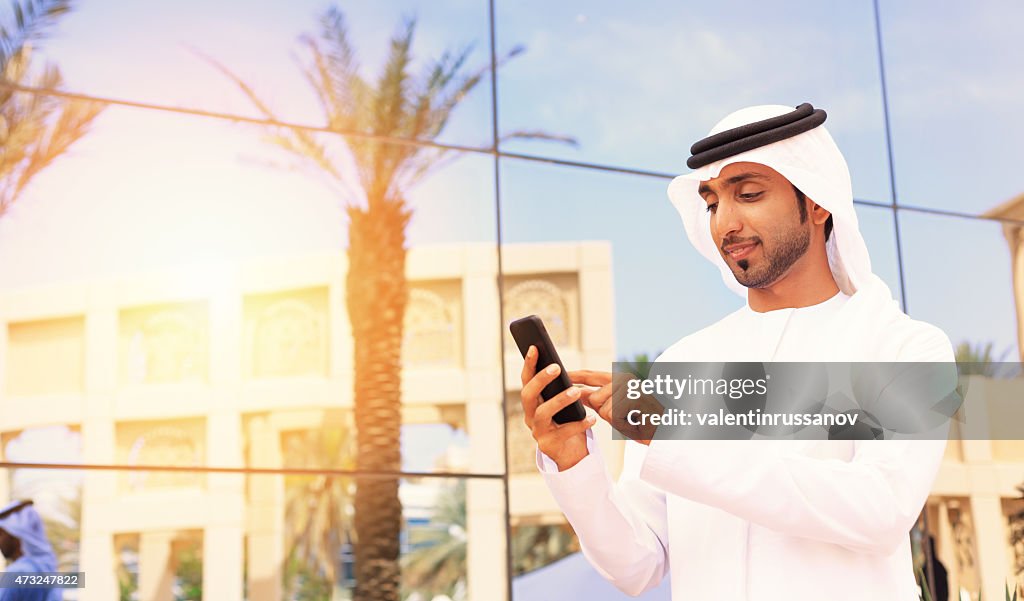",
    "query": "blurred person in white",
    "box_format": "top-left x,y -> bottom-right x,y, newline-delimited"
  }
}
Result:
519,103 -> 953,600
0,501 -> 62,601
